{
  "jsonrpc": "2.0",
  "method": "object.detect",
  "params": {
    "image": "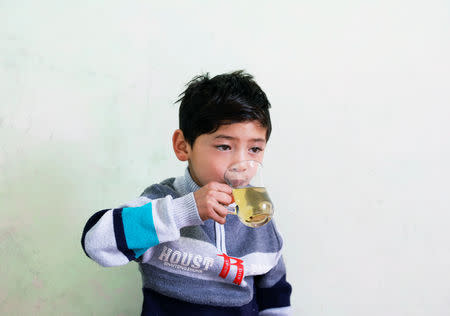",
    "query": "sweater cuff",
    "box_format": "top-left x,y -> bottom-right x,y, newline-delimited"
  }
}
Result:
171,193 -> 203,229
